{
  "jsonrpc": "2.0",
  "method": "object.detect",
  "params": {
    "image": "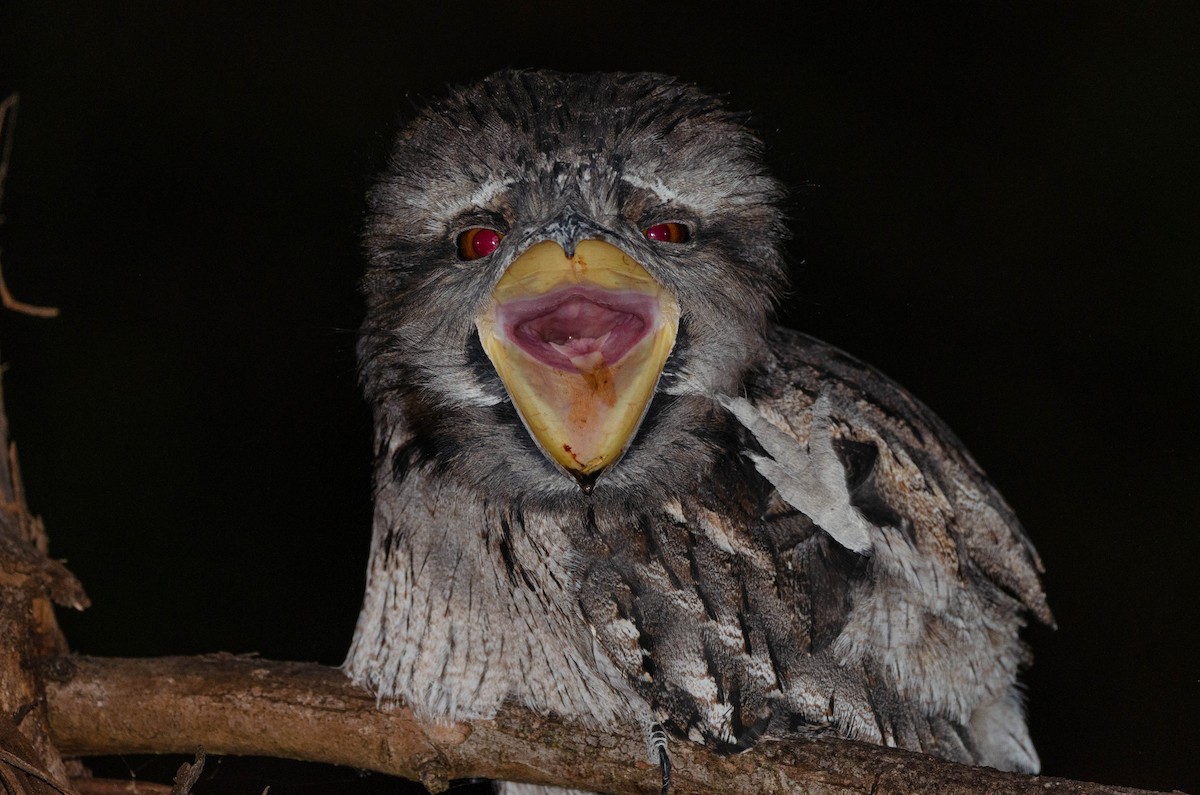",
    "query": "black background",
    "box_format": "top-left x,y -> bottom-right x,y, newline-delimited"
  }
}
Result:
1,3 -> 1197,792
